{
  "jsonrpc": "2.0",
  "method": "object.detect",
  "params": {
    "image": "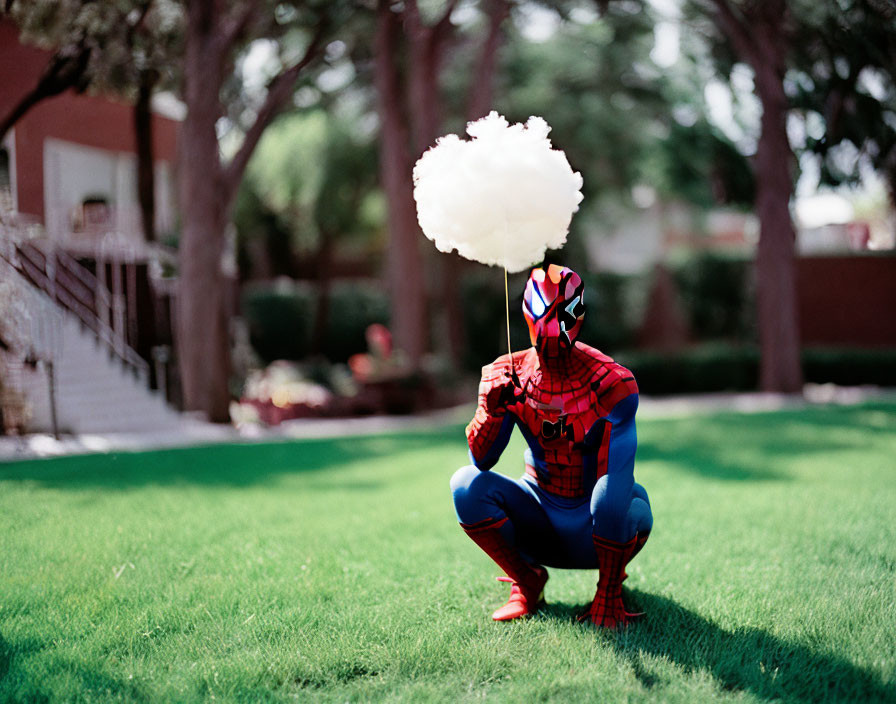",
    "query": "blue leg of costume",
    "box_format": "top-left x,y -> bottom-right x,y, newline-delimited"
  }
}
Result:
453,466 -> 606,569
591,477 -> 653,542
589,394 -> 653,543
450,465 -> 551,620
582,395 -> 653,627
450,465 -> 558,561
